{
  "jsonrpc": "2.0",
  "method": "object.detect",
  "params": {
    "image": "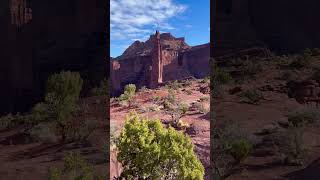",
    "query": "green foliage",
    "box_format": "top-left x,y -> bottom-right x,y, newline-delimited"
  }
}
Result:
178,103 -> 189,115
49,151 -> 95,180
228,139 -> 252,163
43,72 -> 83,141
287,108 -> 320,127
89,78 -> 108,96
201,76 -> 210,84
167,80 -> 183,90
119,84 -> 136,106
46,71 -> 83,103
214,68 -> 232,85
117,113 -> 205,179
242,60 -> 263,78
49,167 -> 62,180
272,127 -> 307,165
240,90 -> 263,105
167,89 -> 176,104
0,113 -> 30,130
63,152 -> 94,180
192,102 -> 207,114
